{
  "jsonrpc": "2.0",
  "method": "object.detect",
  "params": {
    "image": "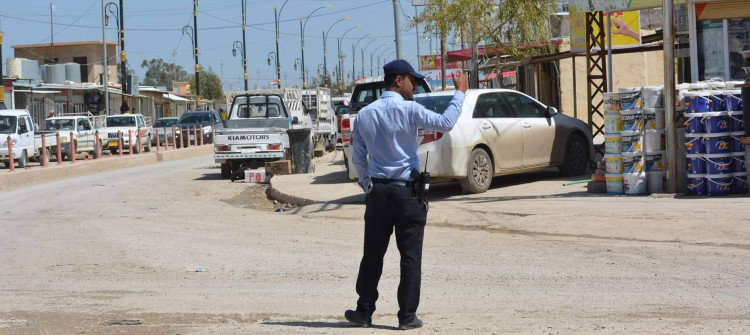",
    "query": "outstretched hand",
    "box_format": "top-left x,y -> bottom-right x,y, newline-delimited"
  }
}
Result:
452,71 -> 468,93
